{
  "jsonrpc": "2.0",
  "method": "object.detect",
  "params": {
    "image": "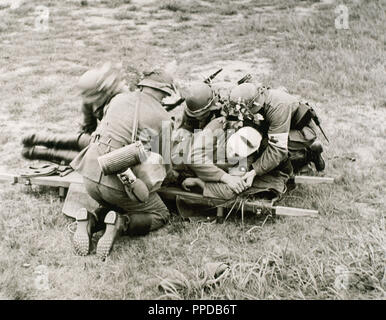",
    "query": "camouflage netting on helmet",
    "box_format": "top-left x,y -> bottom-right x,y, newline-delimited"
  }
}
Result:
222,83 -> 267,131
221,98 -> 255,131
137,68 -> 175,95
